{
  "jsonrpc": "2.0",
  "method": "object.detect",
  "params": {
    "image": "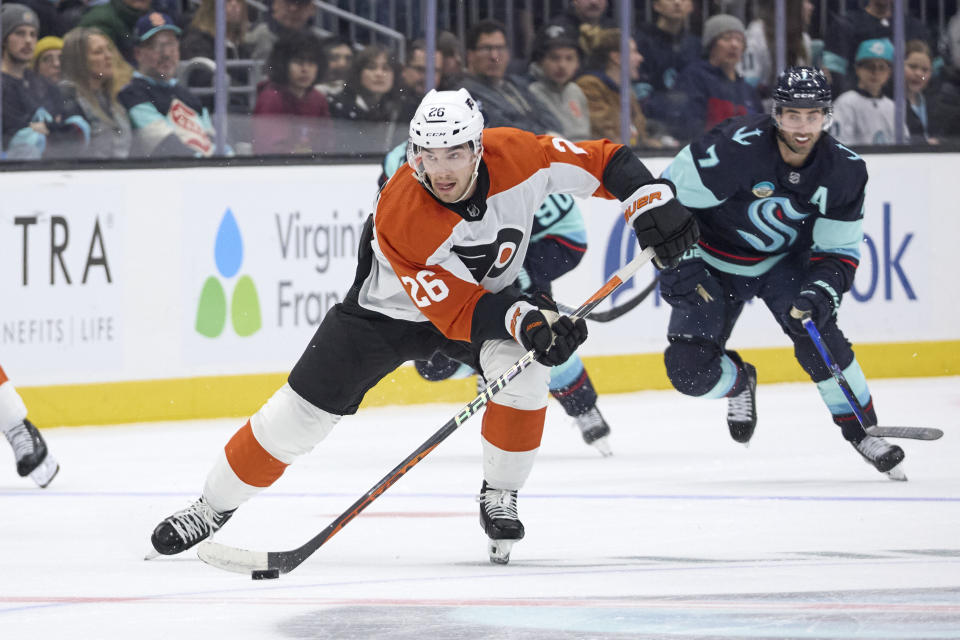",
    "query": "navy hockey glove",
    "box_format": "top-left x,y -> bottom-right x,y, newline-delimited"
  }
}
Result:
784,283 -> 838,336
622,180 -> 700,268
506,292 -> 588,366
